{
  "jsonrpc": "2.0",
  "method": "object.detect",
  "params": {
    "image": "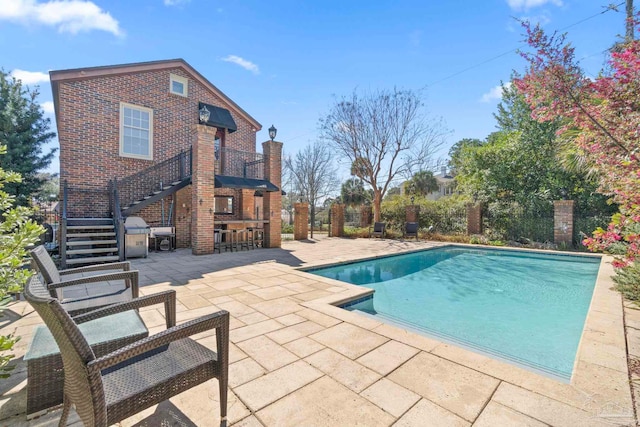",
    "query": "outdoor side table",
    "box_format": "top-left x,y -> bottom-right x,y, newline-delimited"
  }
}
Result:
24,310 -> 148,417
